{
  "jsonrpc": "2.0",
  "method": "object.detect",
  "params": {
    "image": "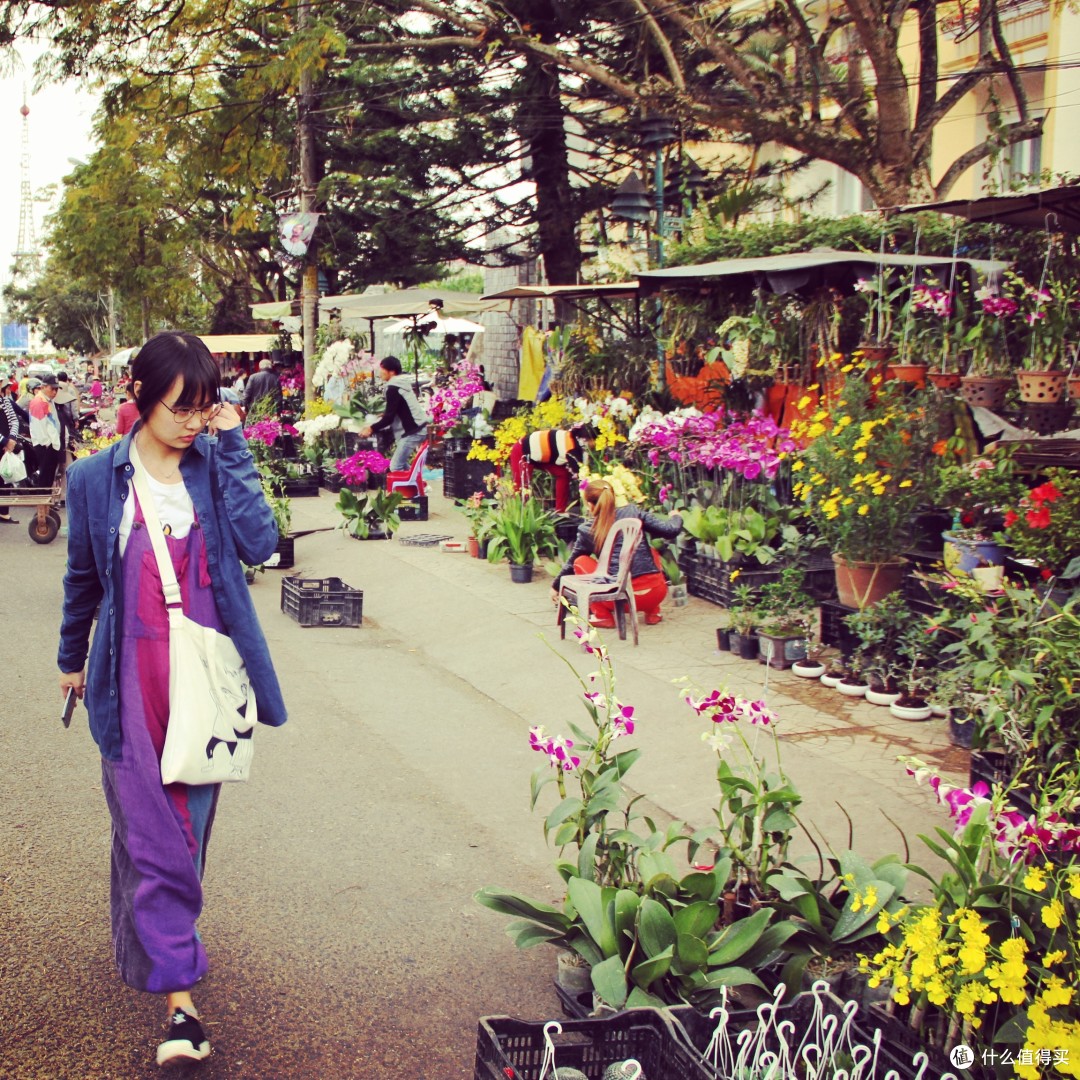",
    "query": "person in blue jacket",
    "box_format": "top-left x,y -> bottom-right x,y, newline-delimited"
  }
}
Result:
57,331 -> 287,1068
